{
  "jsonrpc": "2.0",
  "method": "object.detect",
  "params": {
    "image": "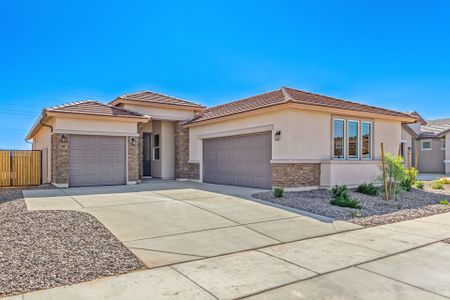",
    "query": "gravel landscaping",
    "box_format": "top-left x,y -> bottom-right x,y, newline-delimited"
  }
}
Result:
253,182 -> 450,227
0,187 -> 146,297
